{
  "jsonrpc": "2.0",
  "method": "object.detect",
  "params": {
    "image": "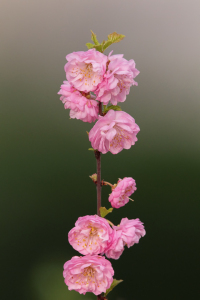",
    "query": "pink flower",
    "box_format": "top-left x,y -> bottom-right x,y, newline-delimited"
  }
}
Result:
96,52 -> 139,105
104,230 -> 124,260
89,109 -> 140,154
109,177 -> 137,208
105,218 -> 145,259
63,255 -> 114,295
115,218 -> 146,247
64,49 -> 107,93
68,215 -> 113,255
58,81 -> 98,123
